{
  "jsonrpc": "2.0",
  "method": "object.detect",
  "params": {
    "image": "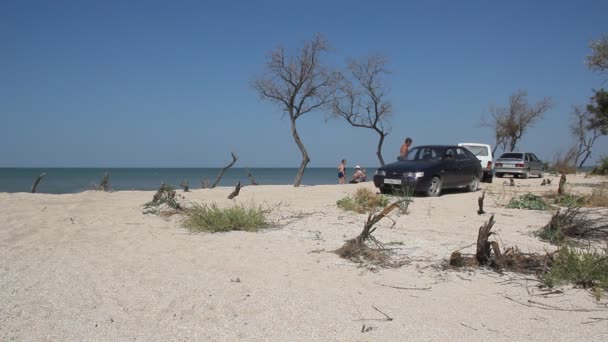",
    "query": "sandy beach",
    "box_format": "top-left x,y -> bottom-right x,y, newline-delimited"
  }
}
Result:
1,174 -> 607,341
